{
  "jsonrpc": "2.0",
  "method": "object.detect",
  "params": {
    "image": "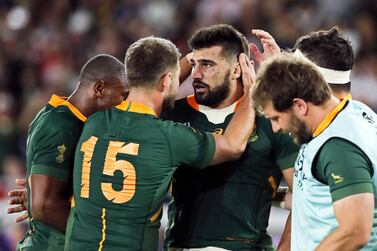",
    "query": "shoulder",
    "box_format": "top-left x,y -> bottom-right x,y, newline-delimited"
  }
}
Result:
37,106 -> 83,136
320,137 -> 366,158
